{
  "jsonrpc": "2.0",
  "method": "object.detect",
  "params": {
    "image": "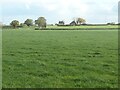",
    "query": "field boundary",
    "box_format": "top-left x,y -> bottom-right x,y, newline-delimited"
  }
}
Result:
35,28 -> 119,30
